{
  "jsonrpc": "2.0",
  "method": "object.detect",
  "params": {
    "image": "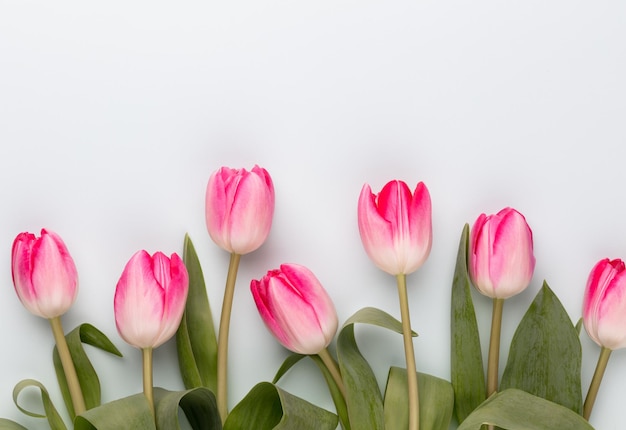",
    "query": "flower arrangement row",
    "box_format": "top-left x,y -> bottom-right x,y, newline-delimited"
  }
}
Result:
2,165 -> 622,429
